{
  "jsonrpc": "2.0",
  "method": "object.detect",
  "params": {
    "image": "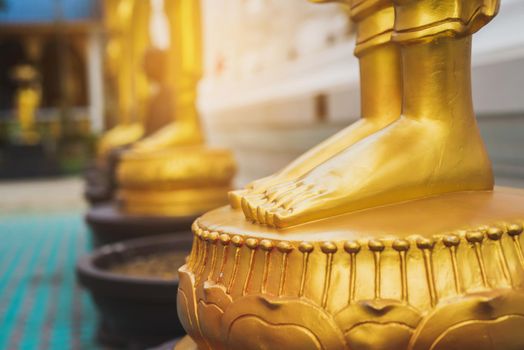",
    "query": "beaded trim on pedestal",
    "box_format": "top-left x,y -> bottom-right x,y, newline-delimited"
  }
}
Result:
188,219 -> 524,310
